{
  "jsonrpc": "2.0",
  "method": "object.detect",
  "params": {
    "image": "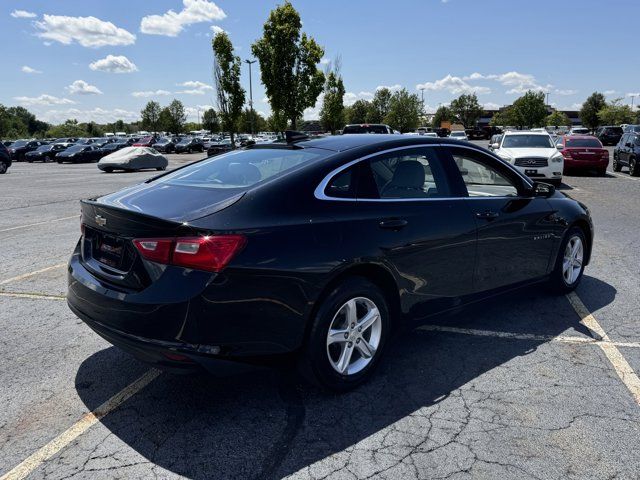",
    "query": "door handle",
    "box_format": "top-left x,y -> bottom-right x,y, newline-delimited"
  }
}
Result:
475,211 -> 499,220
379,219 -> 408,230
